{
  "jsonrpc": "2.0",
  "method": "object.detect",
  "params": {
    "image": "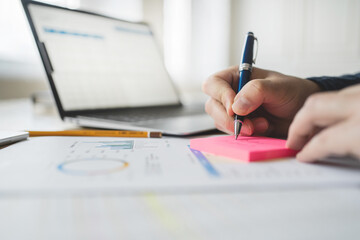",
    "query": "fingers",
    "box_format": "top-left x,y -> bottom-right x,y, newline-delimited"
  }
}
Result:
288,85 -> 360,162
240,118 -> 254,136
205,98 -> 235,134
203,66 -> 288,137
203,66 -> 276,118
287,92 -> 352,150
232,79 -> 274,116
296,119 -> 360,162
202,66 -> 238,115
205,98 -> 254,135
252,117 -> 270,135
